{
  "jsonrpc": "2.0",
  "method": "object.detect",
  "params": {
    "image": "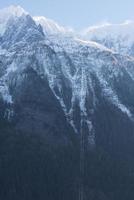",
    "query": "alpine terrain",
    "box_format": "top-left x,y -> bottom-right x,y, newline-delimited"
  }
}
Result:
0,5 -> 134,200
